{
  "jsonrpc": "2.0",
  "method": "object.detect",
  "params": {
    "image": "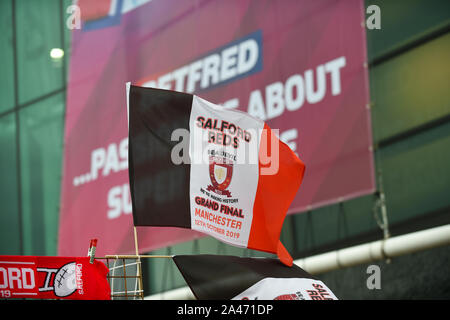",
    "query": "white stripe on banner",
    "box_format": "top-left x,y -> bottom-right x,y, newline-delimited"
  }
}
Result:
189,96 -> 264,248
